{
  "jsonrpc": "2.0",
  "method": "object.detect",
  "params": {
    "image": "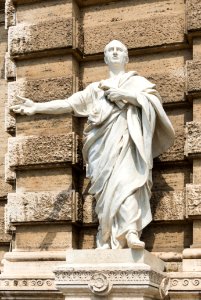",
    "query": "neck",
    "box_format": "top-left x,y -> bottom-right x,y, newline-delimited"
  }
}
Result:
108,66 -> 125,78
